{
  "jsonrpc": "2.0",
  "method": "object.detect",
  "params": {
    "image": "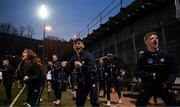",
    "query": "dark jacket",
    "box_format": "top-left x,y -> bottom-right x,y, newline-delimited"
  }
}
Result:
17,61 -> 44,87
51,61 -> 61,81
135,50 -> 179,89
97,64 -> 105,81
69,50 -> 98,83
2,64 -> 14,81
104,58 -> 121,81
